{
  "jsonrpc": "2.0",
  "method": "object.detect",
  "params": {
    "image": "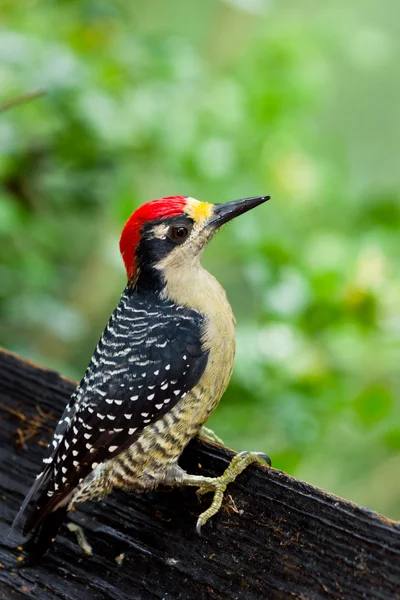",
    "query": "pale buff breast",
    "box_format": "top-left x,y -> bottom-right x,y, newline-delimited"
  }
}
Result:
161,263 -> 236,409
158,264 -> 236,429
